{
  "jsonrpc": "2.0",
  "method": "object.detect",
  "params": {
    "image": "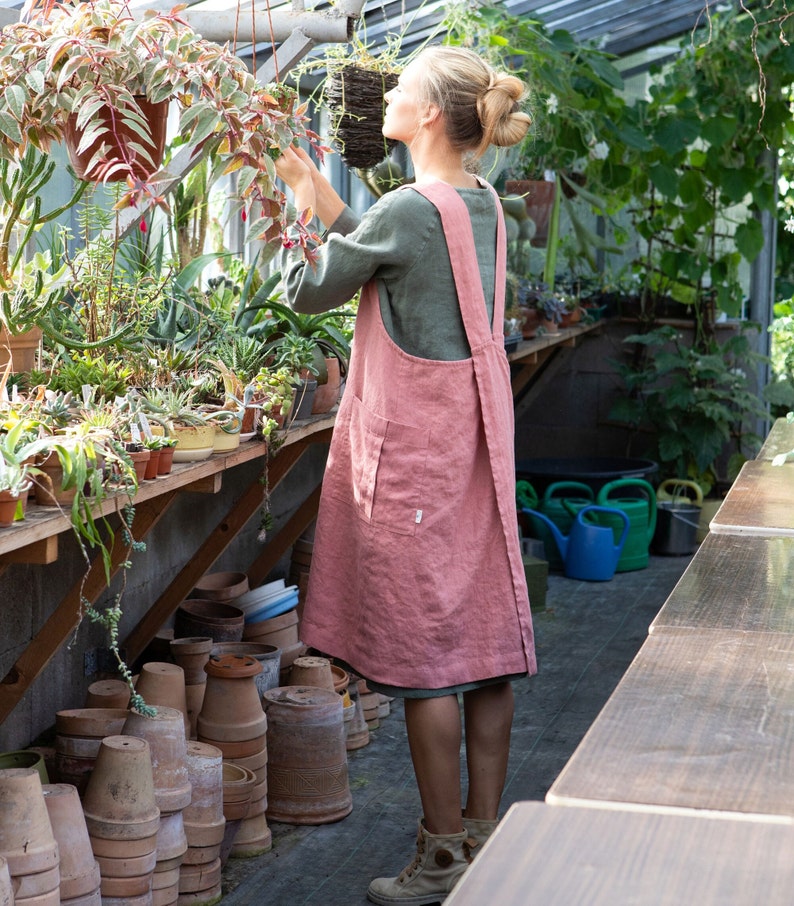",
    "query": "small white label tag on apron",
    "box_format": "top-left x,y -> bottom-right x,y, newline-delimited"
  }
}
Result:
415,509 -> 423,524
